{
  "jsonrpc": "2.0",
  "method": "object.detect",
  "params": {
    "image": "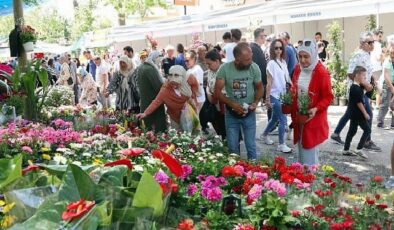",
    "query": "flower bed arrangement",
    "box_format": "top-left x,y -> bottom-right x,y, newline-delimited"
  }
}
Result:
0,114 -> 393,229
